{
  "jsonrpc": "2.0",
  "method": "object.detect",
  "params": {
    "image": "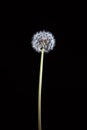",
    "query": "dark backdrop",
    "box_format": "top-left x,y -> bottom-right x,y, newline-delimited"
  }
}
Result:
0,1 -> 86,130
